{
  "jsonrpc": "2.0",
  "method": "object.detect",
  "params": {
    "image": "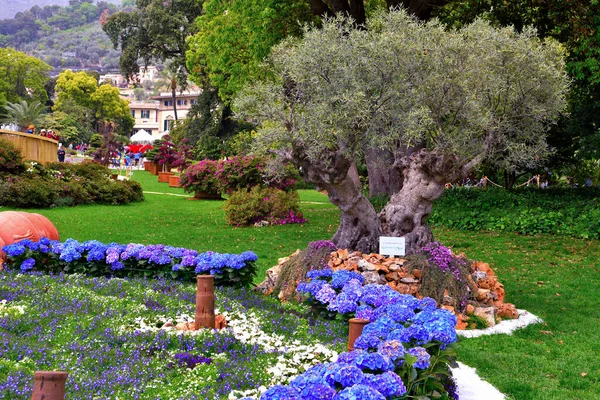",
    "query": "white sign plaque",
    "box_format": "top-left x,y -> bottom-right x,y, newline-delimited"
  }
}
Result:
379,236 -> 406,257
